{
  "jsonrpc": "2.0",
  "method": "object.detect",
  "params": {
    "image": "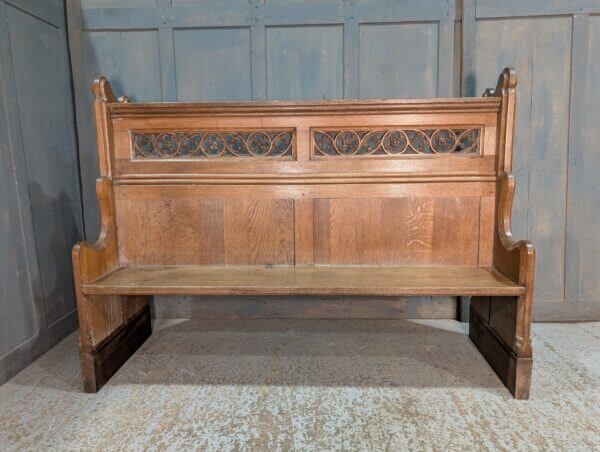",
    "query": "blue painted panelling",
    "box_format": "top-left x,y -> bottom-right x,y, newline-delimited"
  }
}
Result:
83,30 -> 162,101
0,1 -> 40,361
475,17 -> 572,302
1,0 -> 81,383
81,0 -> 154,7
266,25 -> 343,100
5,0 -> 65,27
358,23 -> 438,98
173,0 -> 249,5
567,15 -> 600,301
7,5 -> 84,325
174,27 -> 252,101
